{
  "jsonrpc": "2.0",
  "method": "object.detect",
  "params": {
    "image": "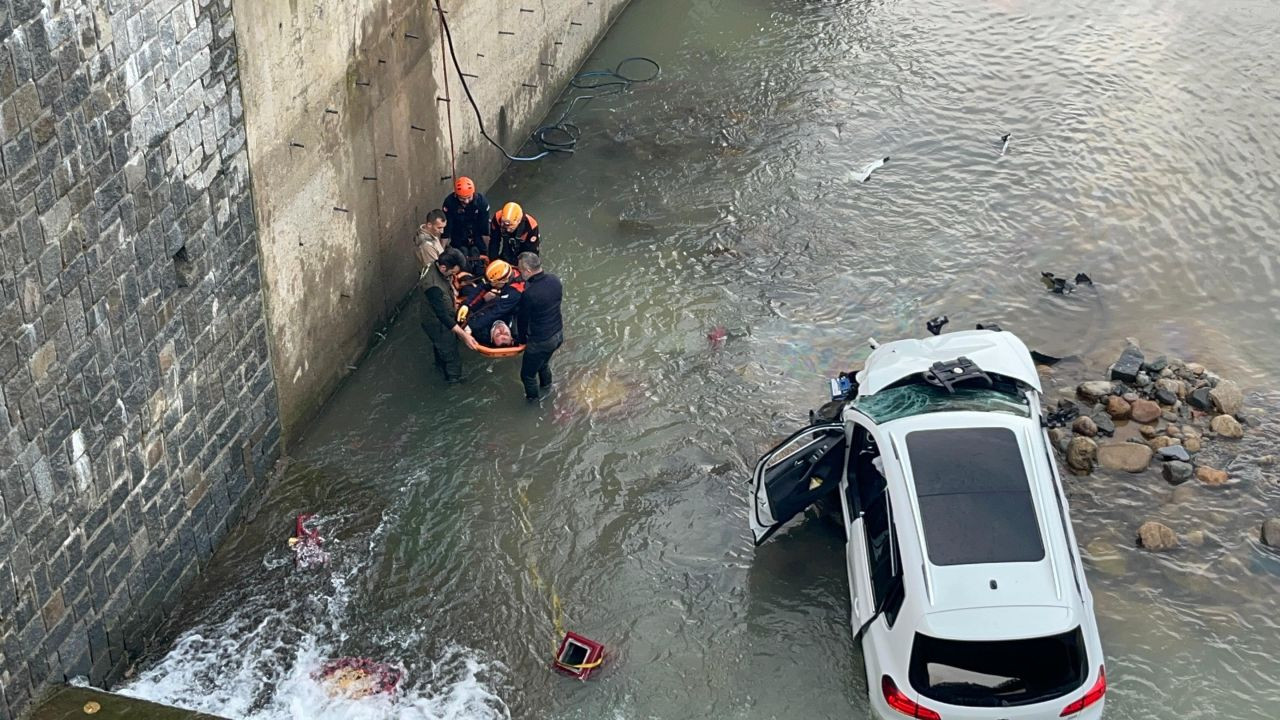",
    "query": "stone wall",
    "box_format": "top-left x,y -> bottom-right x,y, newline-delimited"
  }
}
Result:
234,0 -> 631,440
0,1 -> 279,718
